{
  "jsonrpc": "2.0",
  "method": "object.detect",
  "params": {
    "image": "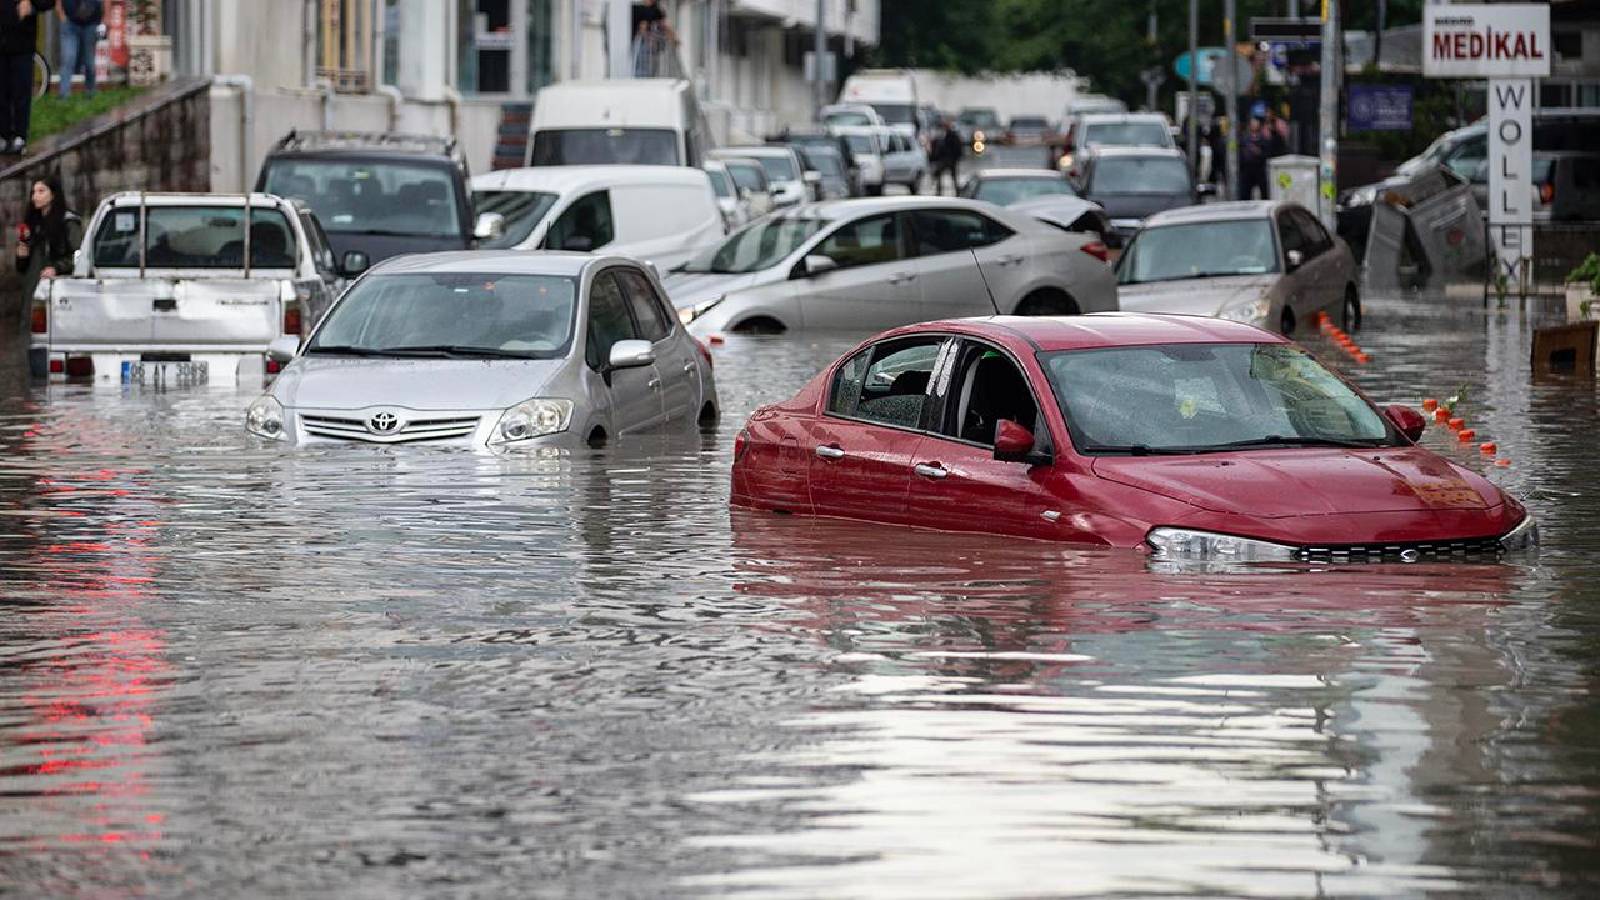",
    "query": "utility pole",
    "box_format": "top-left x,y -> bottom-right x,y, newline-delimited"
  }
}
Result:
1187,0 -> 1198,181
1224,0 -> 1238,200
1147,0 -> 1159,110
1318,0 -> 1339,227
814,0 -> 828,122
